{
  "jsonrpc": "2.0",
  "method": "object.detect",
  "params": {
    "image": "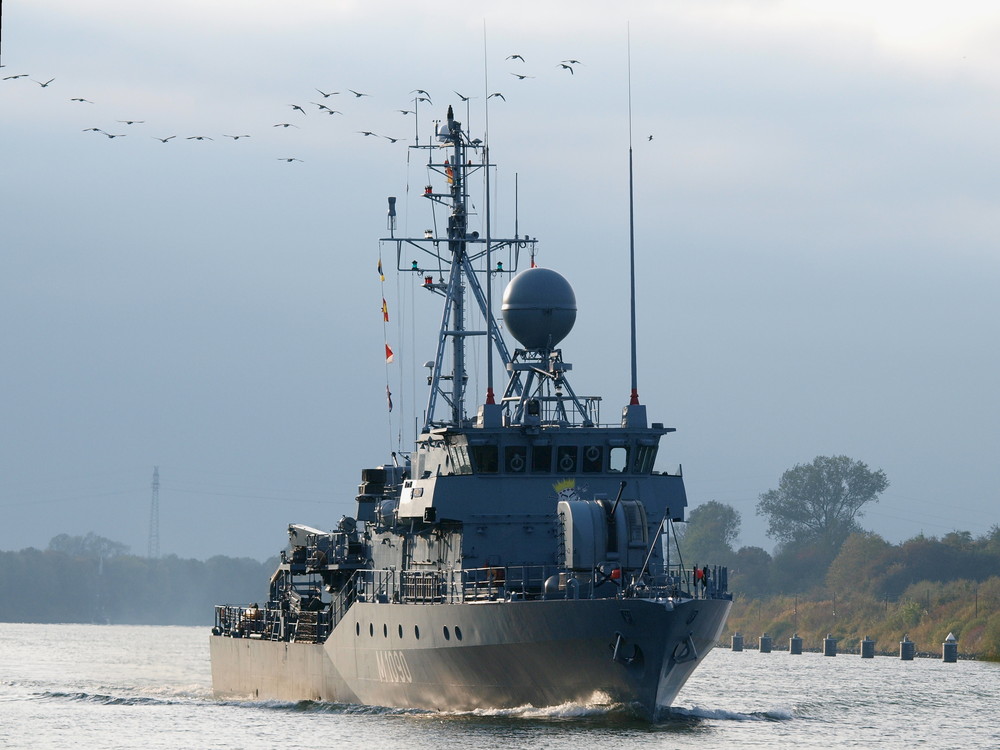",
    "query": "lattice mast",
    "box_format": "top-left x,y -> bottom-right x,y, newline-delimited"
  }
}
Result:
382,105 -> 536,431
148,466 -> 160,558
